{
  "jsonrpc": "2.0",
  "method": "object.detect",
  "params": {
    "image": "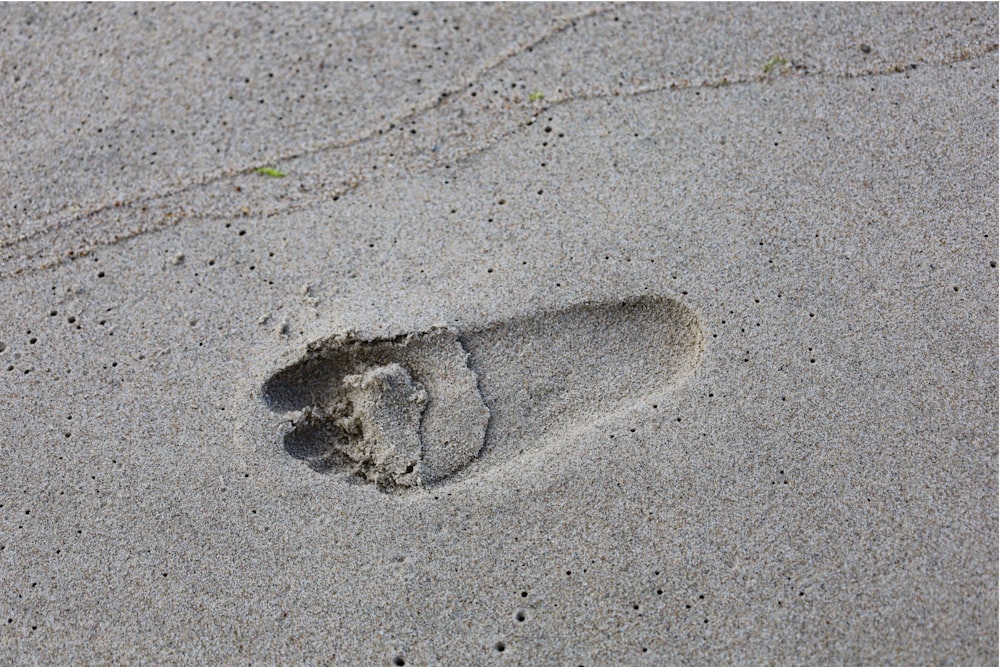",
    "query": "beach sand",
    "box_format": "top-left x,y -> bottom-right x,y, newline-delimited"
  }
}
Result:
1,3 -> 997,664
